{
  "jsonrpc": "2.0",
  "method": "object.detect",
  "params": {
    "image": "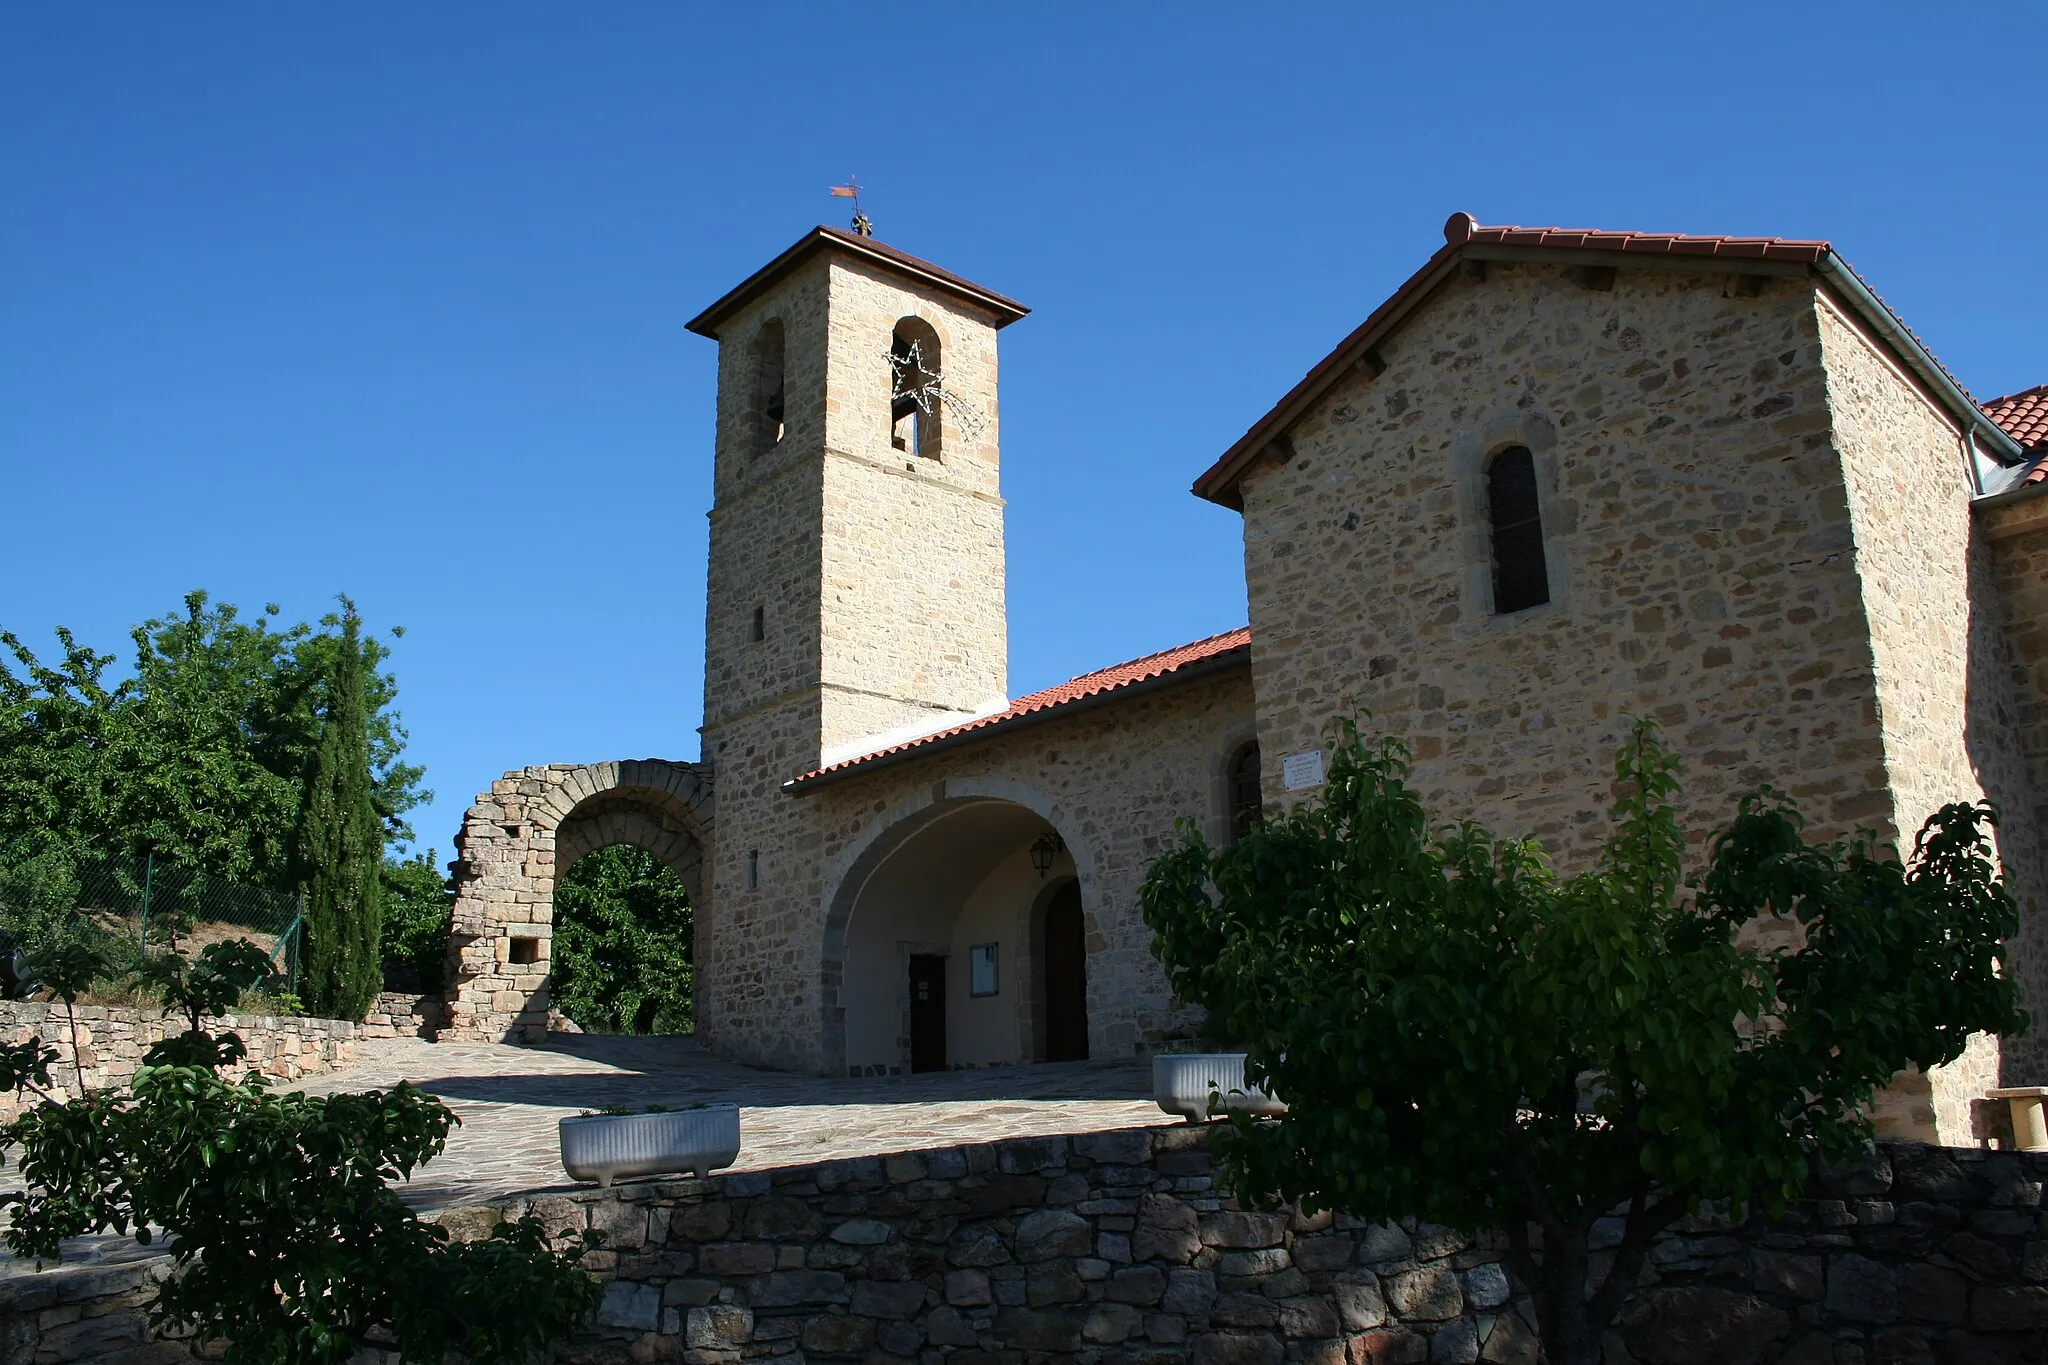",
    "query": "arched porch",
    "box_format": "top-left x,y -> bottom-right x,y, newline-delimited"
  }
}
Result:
822,796 -> 1092,1076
